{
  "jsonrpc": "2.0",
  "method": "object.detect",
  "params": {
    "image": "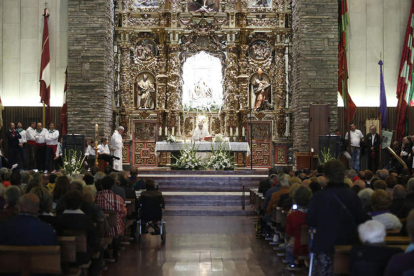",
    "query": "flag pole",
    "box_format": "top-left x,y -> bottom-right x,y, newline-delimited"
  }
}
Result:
43,101 -> 46,126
